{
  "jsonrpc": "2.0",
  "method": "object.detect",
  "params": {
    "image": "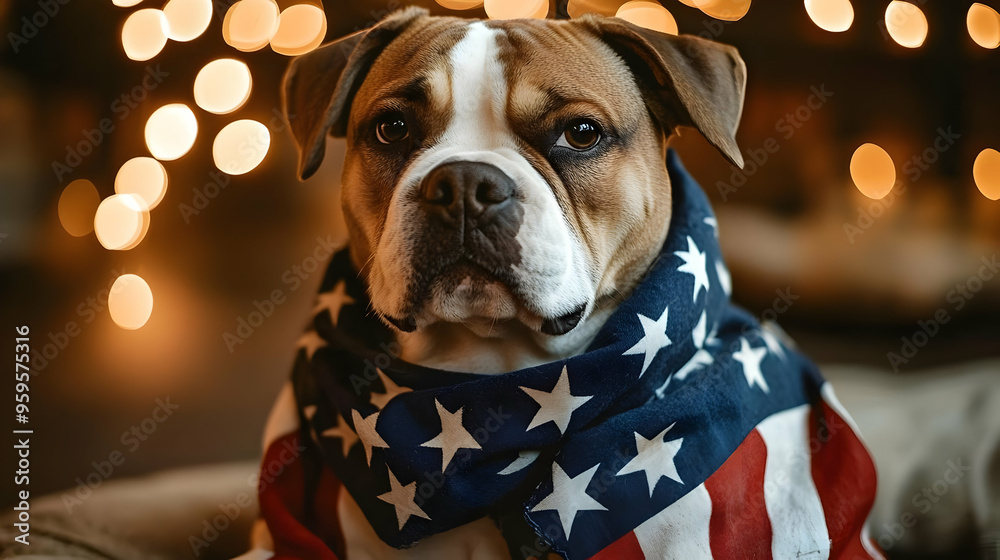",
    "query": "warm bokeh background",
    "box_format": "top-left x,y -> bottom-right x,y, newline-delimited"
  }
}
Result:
1,0 -> 998,555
